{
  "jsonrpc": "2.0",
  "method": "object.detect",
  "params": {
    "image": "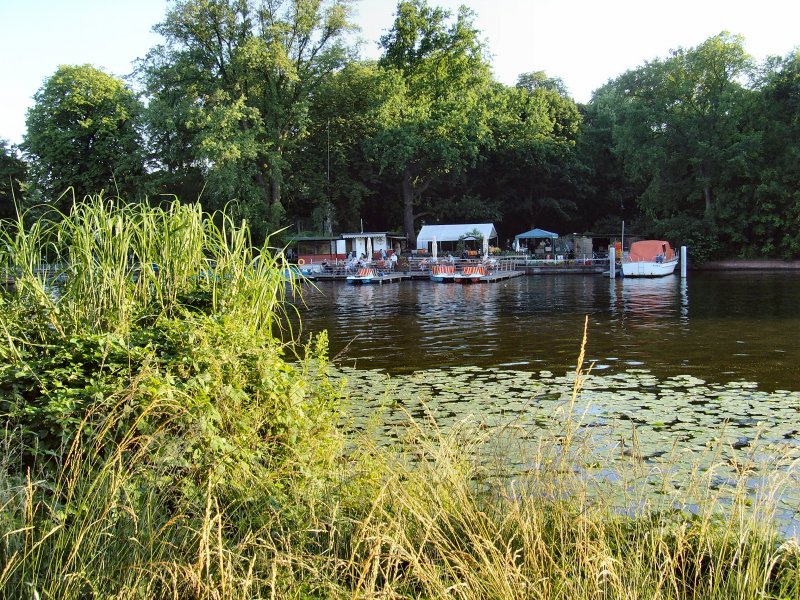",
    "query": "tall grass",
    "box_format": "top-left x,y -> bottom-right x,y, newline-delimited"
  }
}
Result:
303,320 -> 800,599
1,201 -> 799,598
0,195 -> 293,338
3,326 -> 798,598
